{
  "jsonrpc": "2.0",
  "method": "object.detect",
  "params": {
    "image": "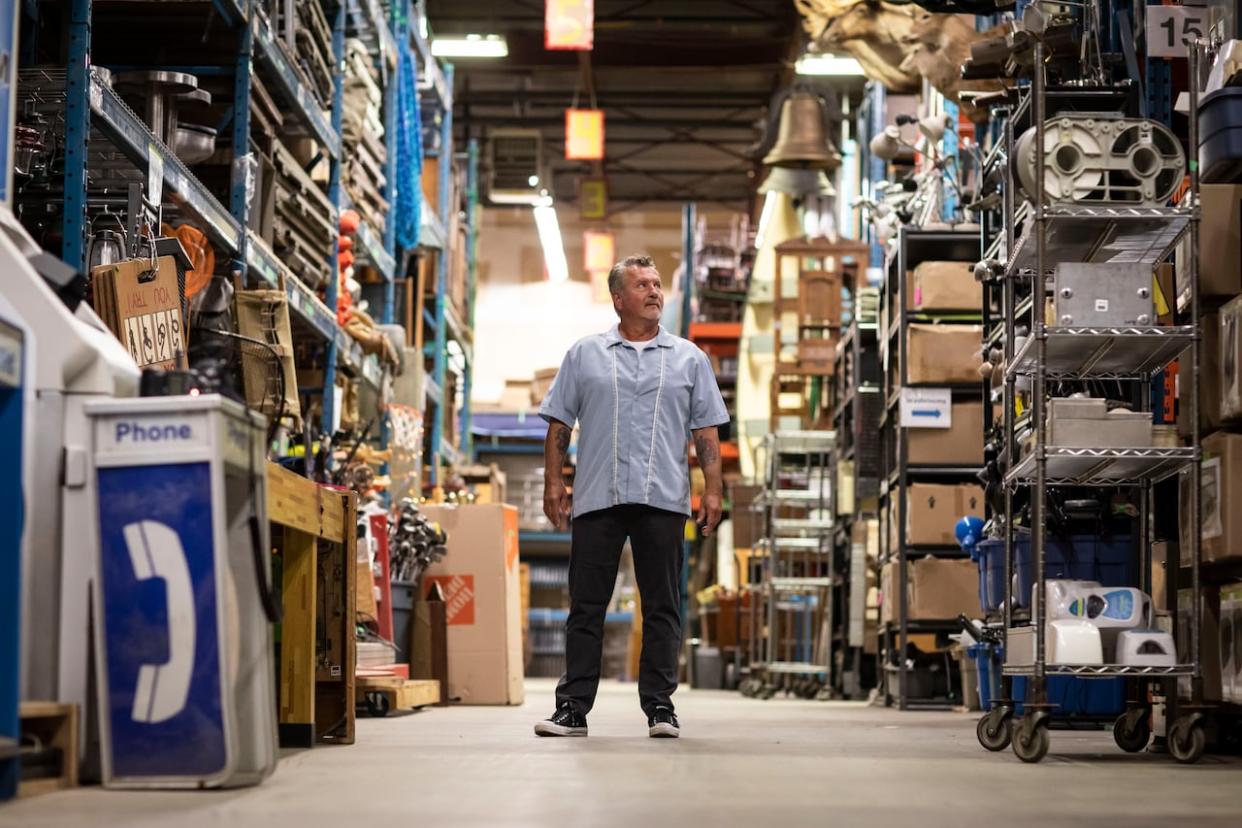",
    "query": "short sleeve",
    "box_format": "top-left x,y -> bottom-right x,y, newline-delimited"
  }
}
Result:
689,348 -> 730,431
539,345 -> 581,426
